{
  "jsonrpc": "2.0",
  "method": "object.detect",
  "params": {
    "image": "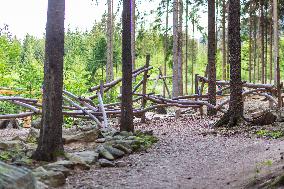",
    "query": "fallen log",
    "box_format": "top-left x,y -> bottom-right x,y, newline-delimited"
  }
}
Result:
0,112 -> 35,119
89,66 -> 153,92
198,76 -> 275,90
